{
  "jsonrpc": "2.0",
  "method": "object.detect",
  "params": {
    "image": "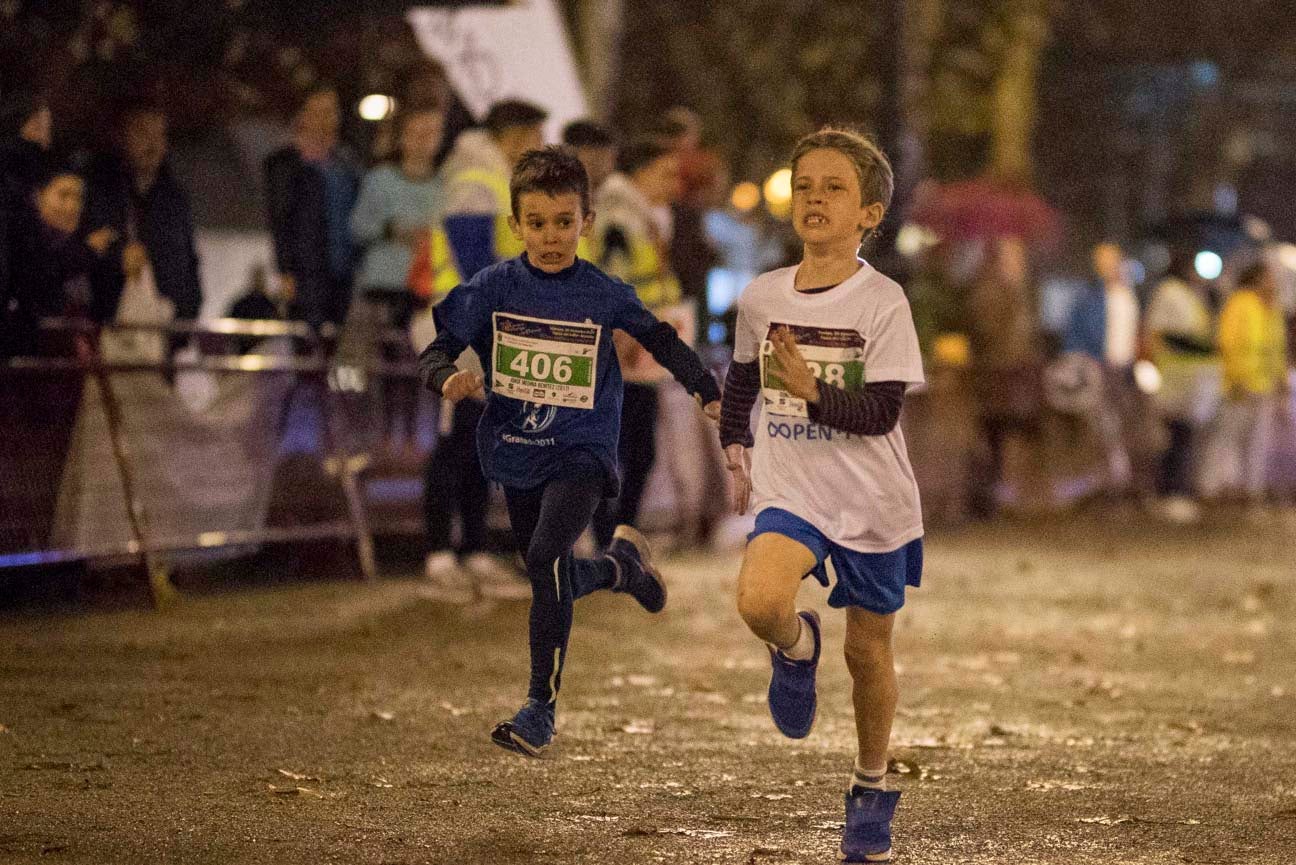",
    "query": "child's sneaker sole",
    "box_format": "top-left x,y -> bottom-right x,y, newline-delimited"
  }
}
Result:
490,721 -> 551,758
